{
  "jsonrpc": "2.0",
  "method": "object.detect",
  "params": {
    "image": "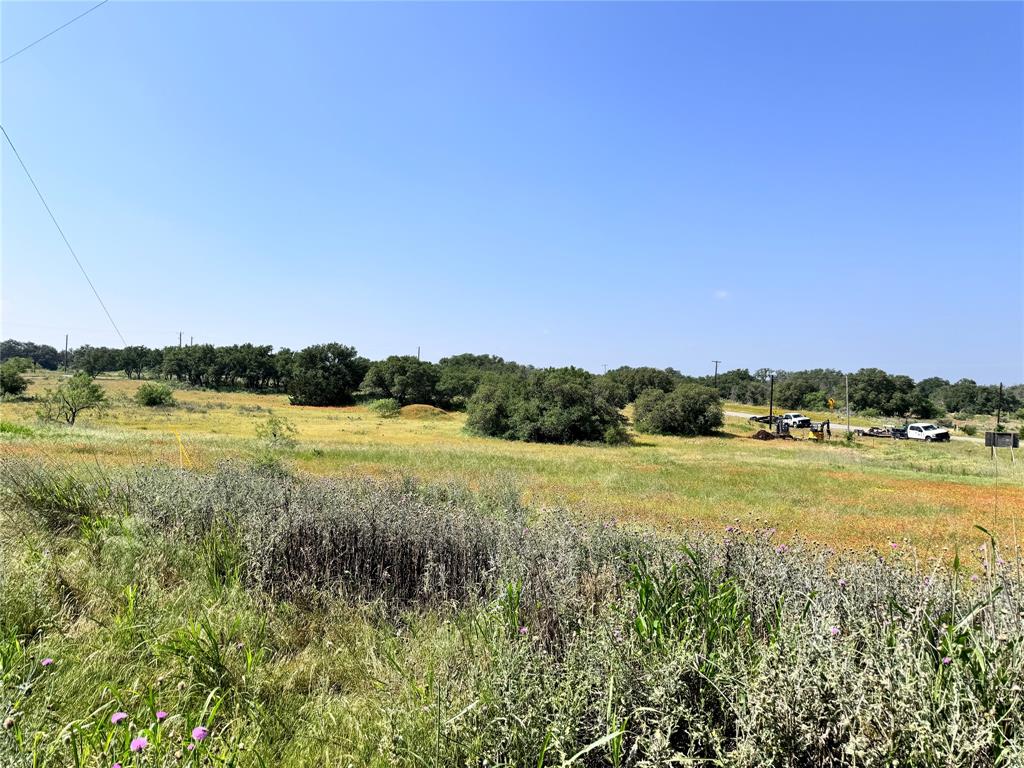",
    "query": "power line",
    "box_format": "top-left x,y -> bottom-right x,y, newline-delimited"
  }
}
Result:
1,124 -> 128,346
1,0 -> 110,65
